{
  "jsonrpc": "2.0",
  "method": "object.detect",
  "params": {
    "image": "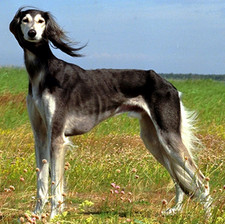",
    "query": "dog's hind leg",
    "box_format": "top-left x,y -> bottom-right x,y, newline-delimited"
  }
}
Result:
27,95 -> 50,215
139,113 -> 185,214
140,94 -> 212,215
159,129 -> 212,215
